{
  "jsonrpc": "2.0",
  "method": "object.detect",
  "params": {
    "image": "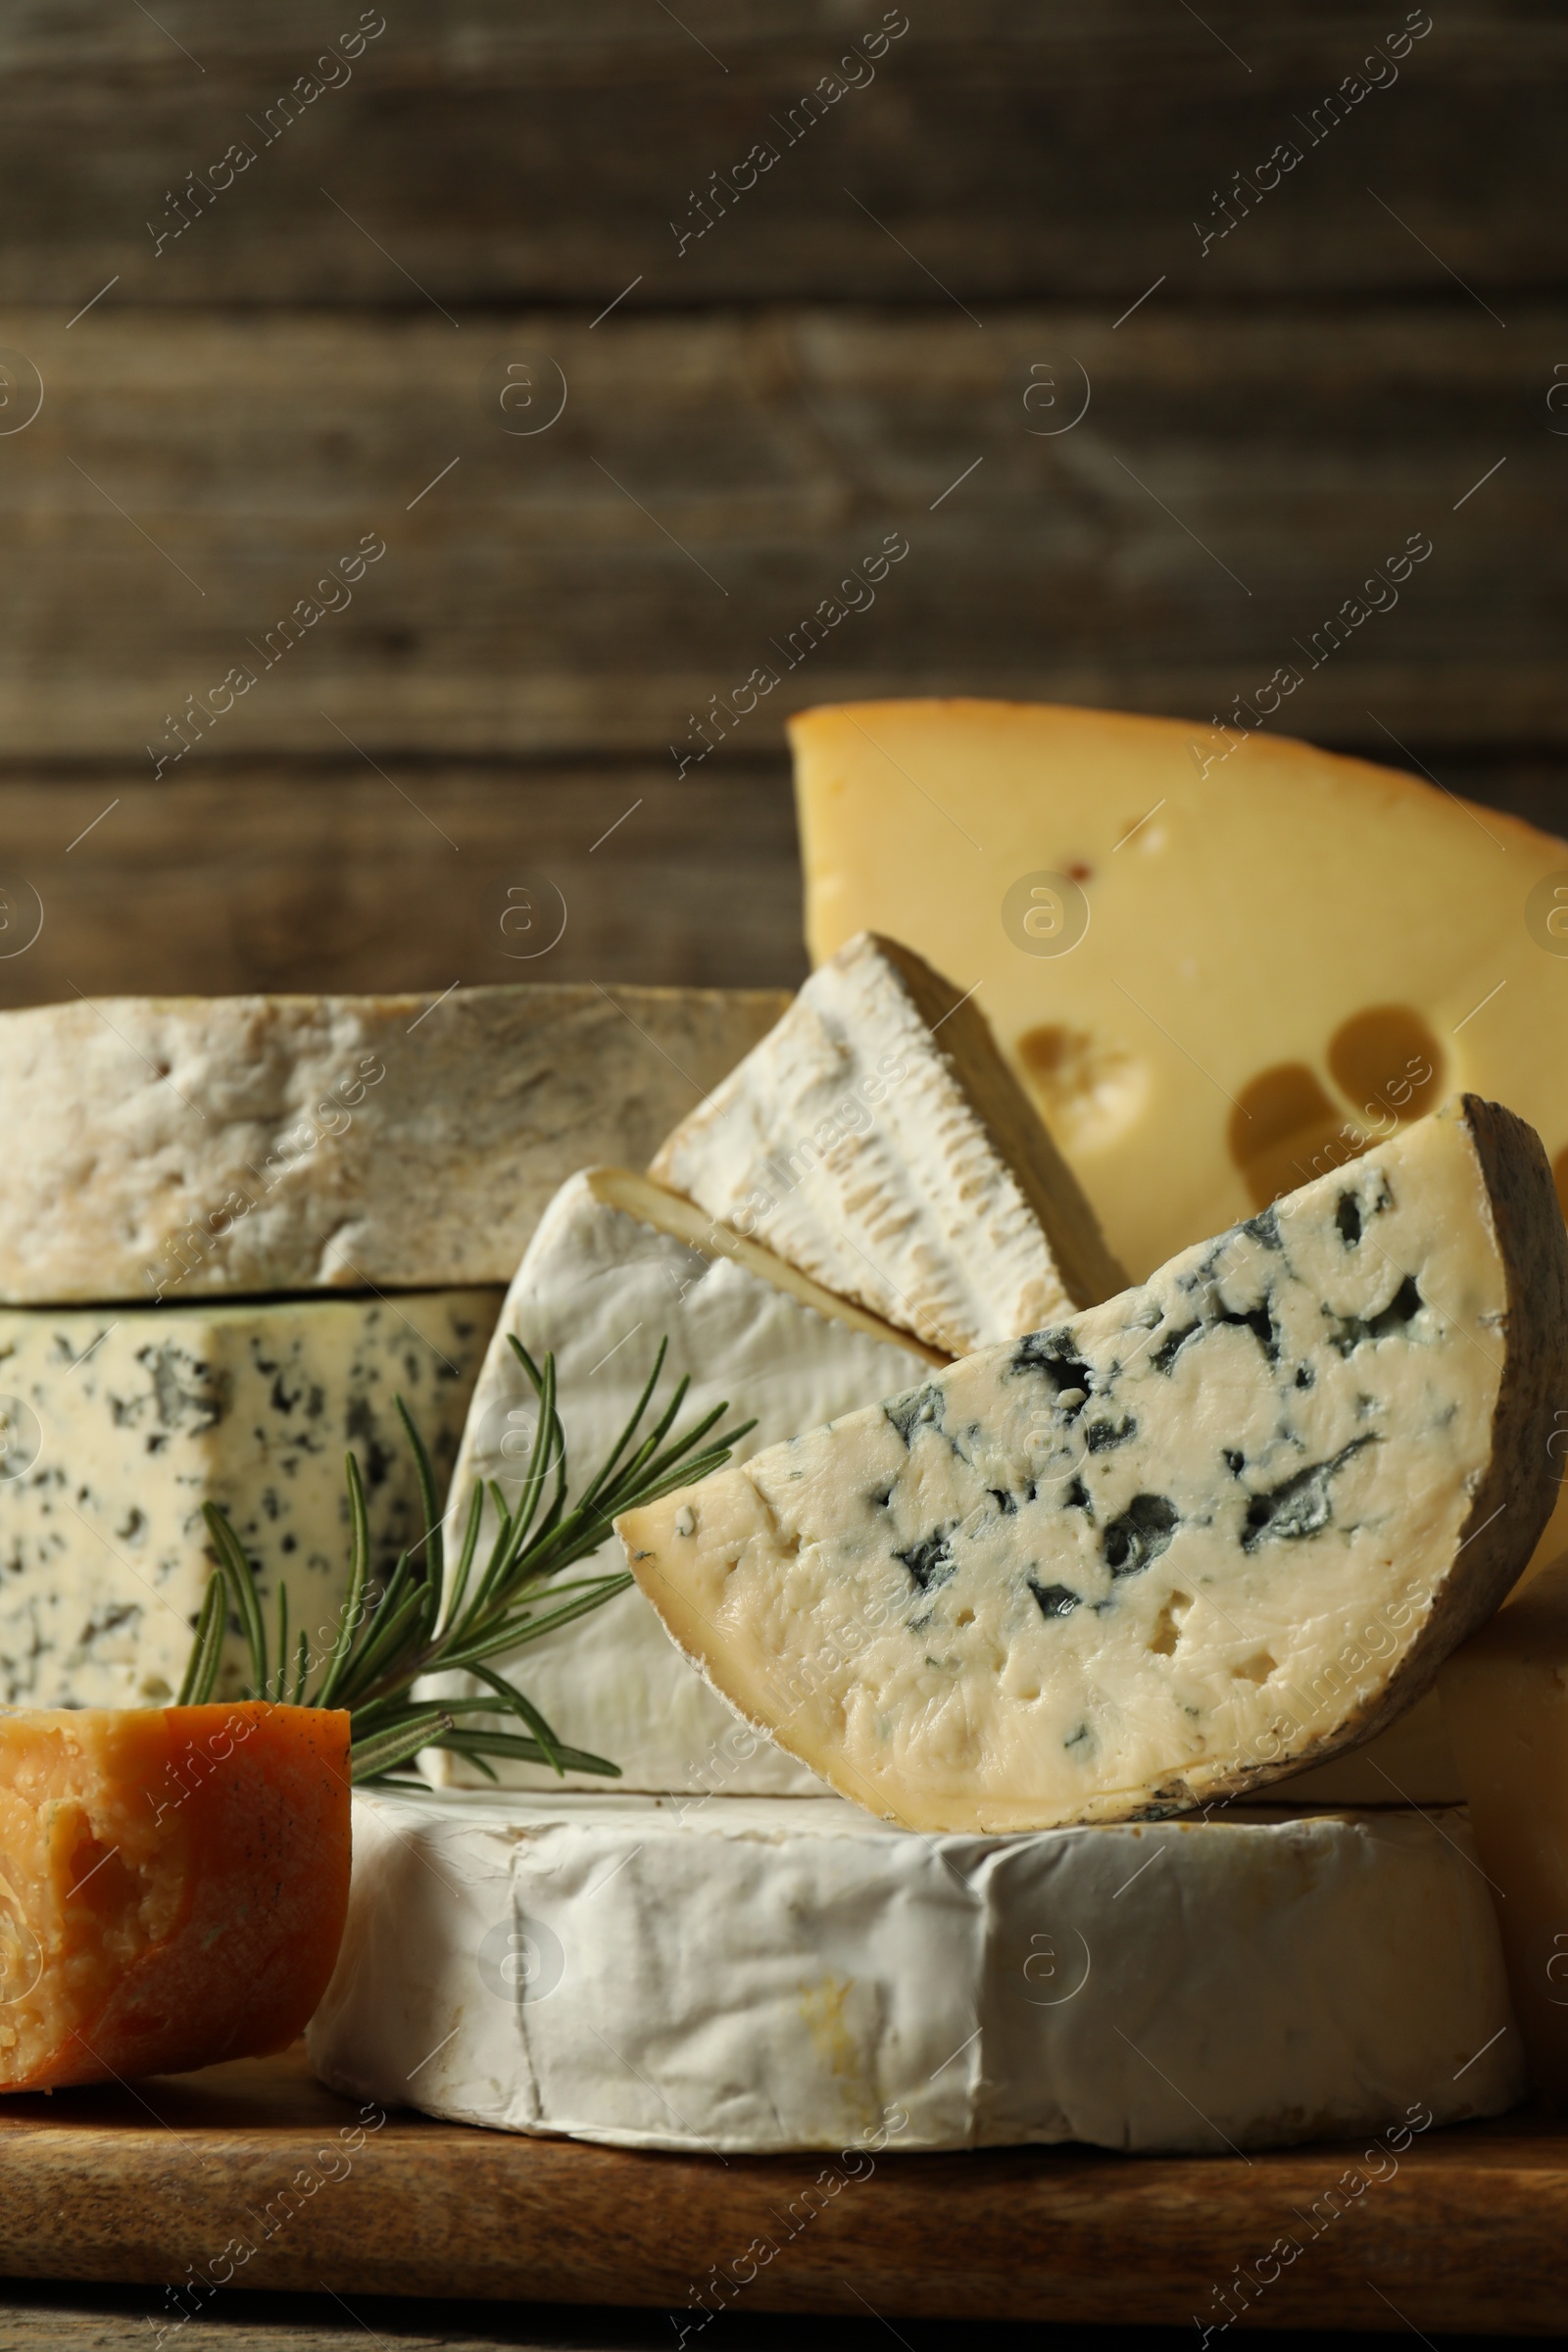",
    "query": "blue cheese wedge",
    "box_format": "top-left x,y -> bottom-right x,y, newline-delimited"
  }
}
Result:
309,1784 -> 1520,2155
417,1168 -> 935,1793
618,1097 -> 1568,1834
650,930 -> 1126,1358
0,1290 -> 499,1708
